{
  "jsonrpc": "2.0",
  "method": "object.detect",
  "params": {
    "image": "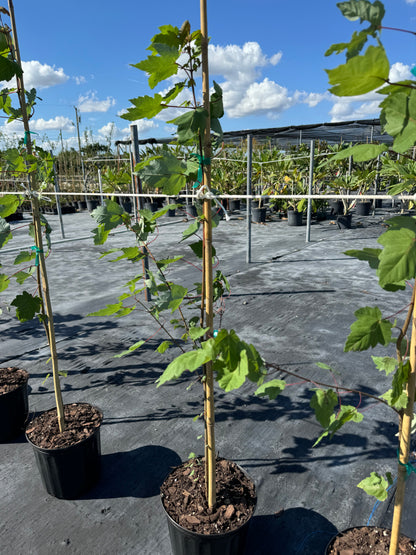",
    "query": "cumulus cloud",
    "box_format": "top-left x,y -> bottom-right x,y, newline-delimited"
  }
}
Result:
30,116 -> 74,132
206,41 -> 324,120
74,75 -> 86,85
20,60 -> 68,89
328,62 -> 413,122
78,91 -> 116,113
389,61 -> 413,82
